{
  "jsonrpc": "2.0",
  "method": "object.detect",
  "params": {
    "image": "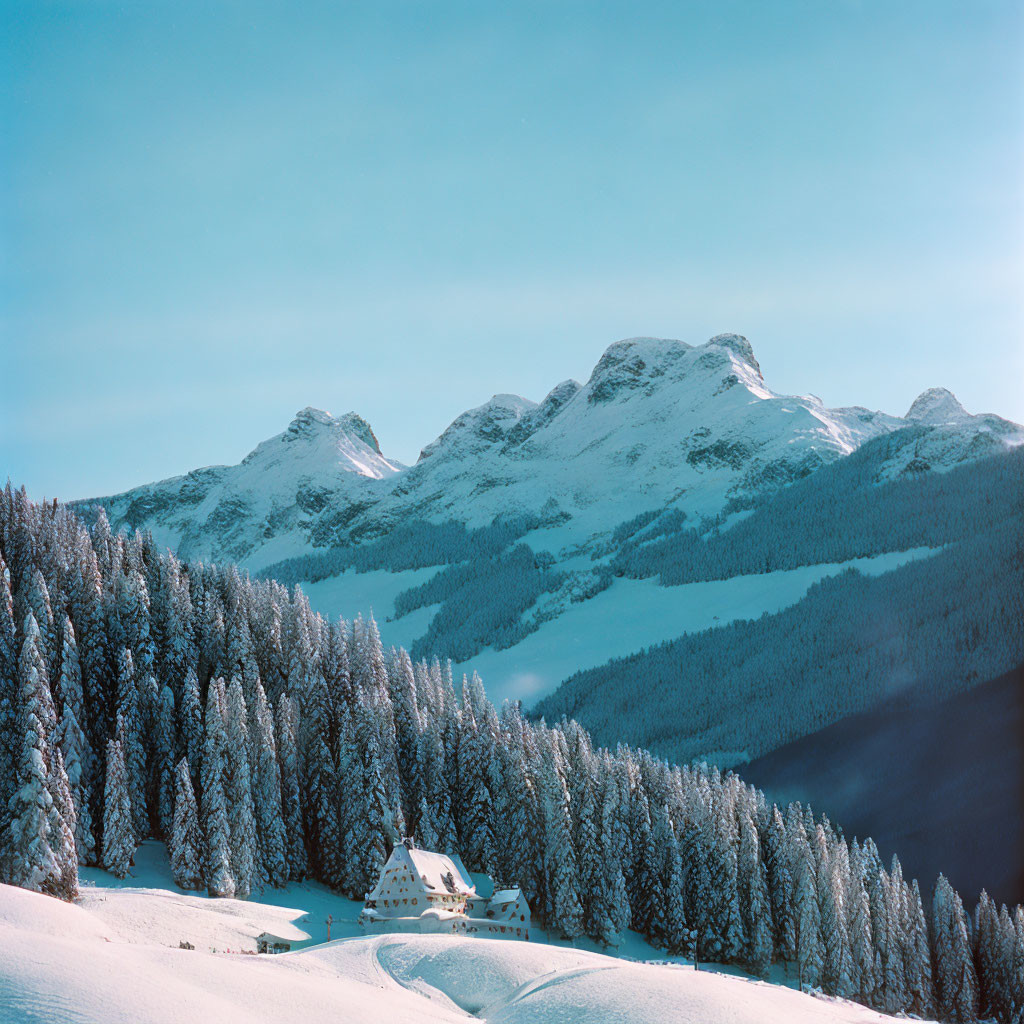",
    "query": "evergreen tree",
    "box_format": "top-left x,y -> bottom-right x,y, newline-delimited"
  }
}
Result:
252,679 -> 288,887
101,737 -> 133,879
224,677 -> 257,897
170,758 -> 202,890
115,648 -> 148,838
6,616 -> 63,895
275,694 -> 307,881
200,680 -> 234,898
54,616 -> 95,865
932,874 -> 979,1024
